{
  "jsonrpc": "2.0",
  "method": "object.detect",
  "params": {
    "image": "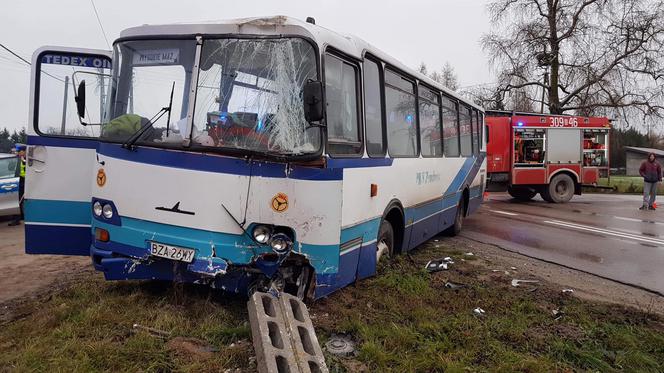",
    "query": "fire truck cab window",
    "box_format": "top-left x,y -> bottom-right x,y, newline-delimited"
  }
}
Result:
583,129 -> 608,167
514,129 -> 545,166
